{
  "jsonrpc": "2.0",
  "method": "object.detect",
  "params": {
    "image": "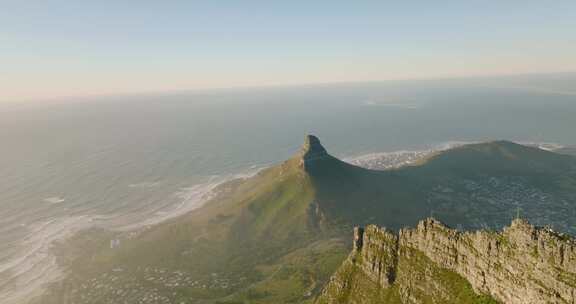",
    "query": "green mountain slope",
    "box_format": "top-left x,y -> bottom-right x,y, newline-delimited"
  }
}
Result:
36,136 -> 576,304
408,140 -> 575,176
300,136 -> 427,230
398,140 -> 576,231
37,136 -> 360,304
